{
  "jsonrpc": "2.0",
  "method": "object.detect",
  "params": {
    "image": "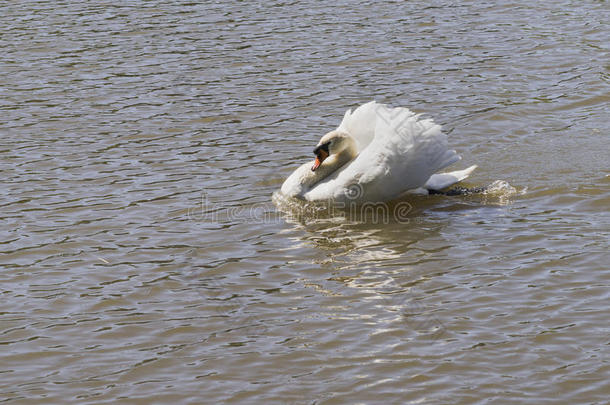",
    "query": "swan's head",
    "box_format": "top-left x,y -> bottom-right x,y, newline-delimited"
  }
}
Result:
311,131 -> 356,171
